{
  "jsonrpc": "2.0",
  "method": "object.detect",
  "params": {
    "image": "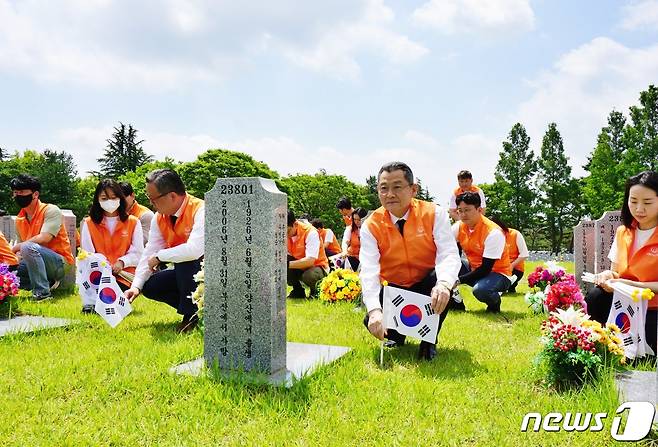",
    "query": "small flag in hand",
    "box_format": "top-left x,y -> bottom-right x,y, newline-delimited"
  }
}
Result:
383,285 -> 439,344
